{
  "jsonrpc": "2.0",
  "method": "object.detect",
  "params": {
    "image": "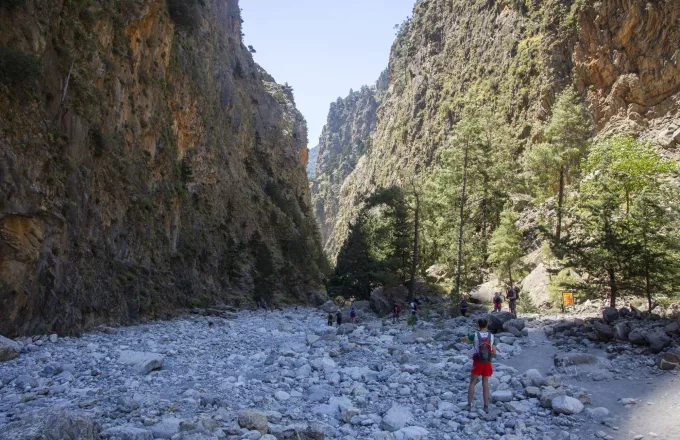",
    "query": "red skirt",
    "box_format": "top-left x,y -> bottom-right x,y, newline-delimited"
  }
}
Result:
471,355 -> 493,377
